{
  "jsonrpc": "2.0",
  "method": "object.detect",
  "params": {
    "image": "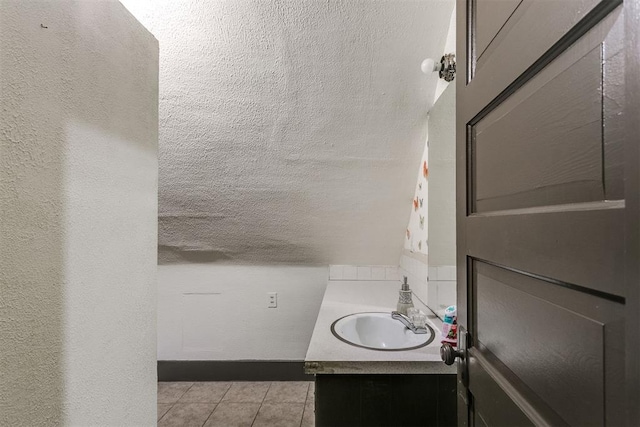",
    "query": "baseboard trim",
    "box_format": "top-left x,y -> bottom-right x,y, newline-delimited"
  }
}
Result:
158,360 -> 313,382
